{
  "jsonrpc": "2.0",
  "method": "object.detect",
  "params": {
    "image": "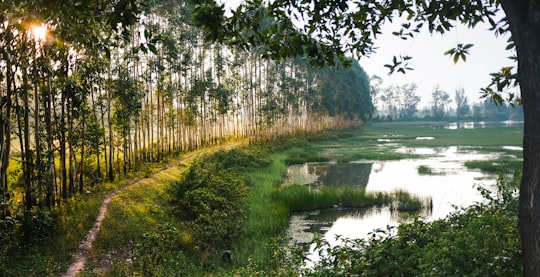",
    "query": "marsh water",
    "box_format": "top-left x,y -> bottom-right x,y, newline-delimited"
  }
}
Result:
285,122 -> 523,252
